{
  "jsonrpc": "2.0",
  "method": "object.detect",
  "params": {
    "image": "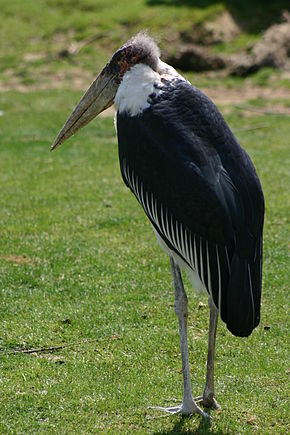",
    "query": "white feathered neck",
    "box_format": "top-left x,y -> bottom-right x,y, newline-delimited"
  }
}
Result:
114,63 -> 163,117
